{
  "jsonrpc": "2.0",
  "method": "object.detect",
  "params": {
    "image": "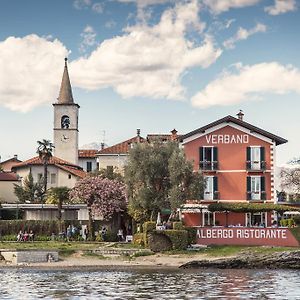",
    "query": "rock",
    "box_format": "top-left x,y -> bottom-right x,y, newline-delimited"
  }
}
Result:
180,251 -> 300,269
